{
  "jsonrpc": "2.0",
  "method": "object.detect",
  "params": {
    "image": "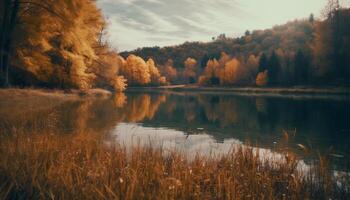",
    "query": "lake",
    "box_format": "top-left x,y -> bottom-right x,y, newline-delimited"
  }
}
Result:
1,90 -> 350,170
